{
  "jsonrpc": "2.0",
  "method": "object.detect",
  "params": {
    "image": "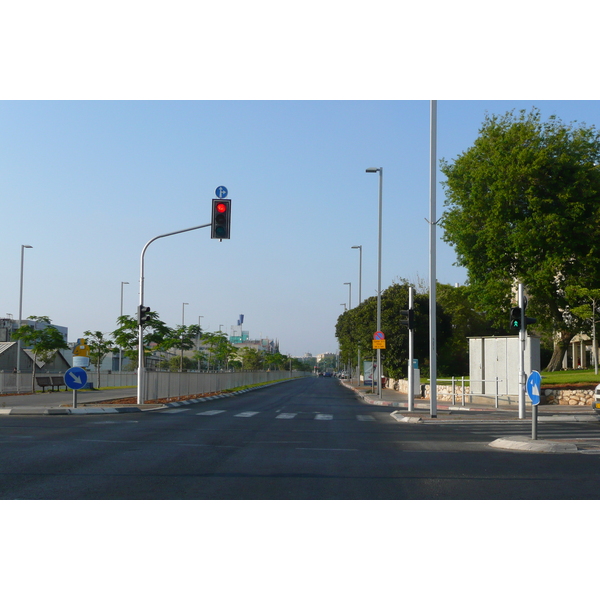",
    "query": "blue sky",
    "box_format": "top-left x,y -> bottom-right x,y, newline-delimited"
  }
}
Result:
3,99 -> 600,356
1,2 -> 598,358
